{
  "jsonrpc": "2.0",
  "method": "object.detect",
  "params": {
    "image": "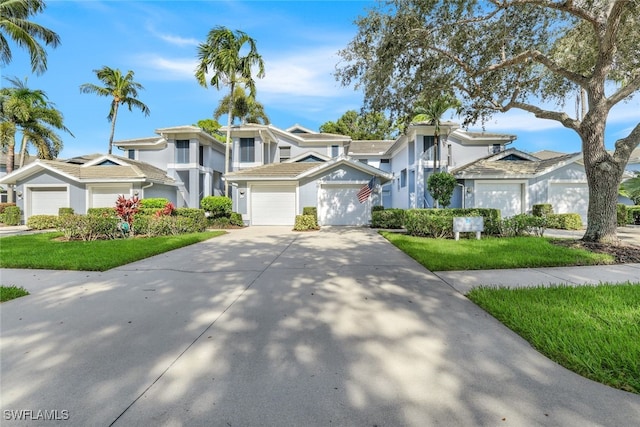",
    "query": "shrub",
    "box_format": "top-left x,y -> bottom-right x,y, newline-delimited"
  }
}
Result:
617,204 -> 628,226
371,208 -> 405,229
58,207 -> 74,216
3,206 -> 21,225
0,202 -> 16,213
87,207 -> 117,218
155,202 -> 176,217
230,212 -> 244,227
293,215 -> 319,231
427,172 -> 457,208
115,195 -> 140,228
532,204 -> 553,217
175,208 -> 207,232
627,206 -> 640,225
209,217 -> 231,228
371,205 -> 385,213
145,216 -> 197,236
132,214 -> 152,235
548,213 -> 583,230
404,208 -> 501,238
139,198 -> 170,209
501,214 -> 548,237
27,215 -> 59,230
201,196 -> 232,218
57,214 -> 119,241
302,206 -> 318,223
